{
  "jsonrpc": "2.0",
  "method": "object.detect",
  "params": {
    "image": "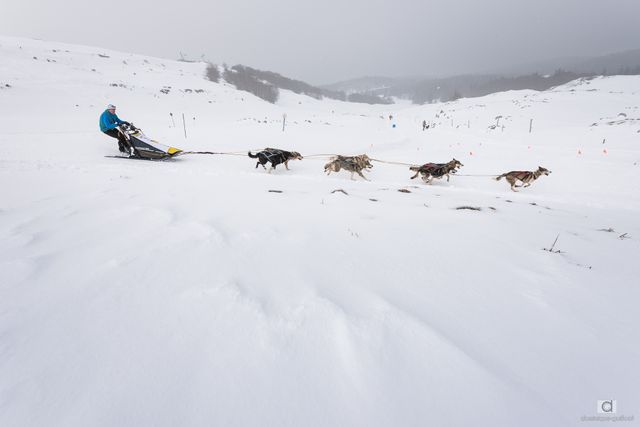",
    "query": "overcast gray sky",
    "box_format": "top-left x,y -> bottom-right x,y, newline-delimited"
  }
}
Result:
2,0 -> 640,84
